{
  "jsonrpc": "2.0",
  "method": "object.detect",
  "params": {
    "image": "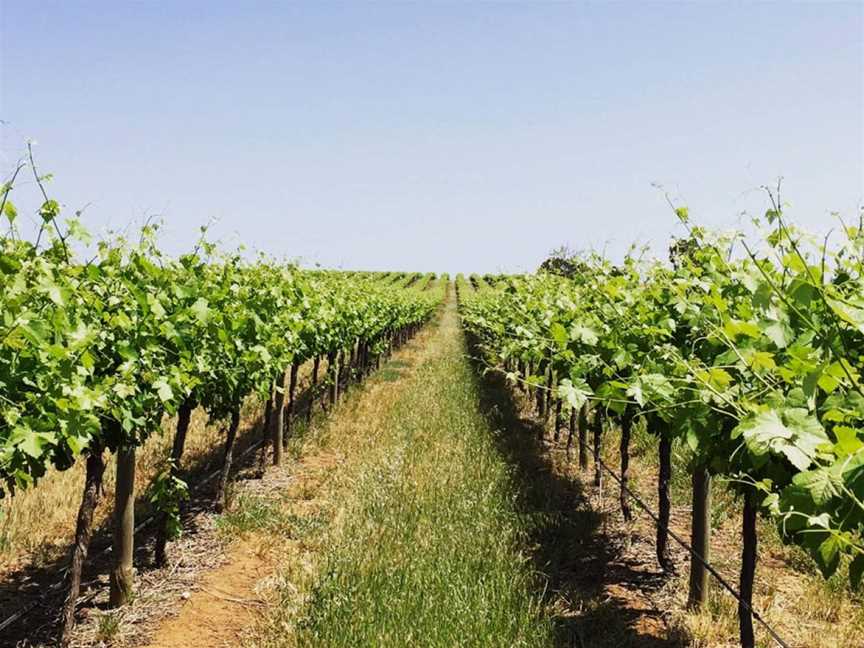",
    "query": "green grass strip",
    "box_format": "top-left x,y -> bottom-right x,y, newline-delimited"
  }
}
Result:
291,301 -> 553,647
